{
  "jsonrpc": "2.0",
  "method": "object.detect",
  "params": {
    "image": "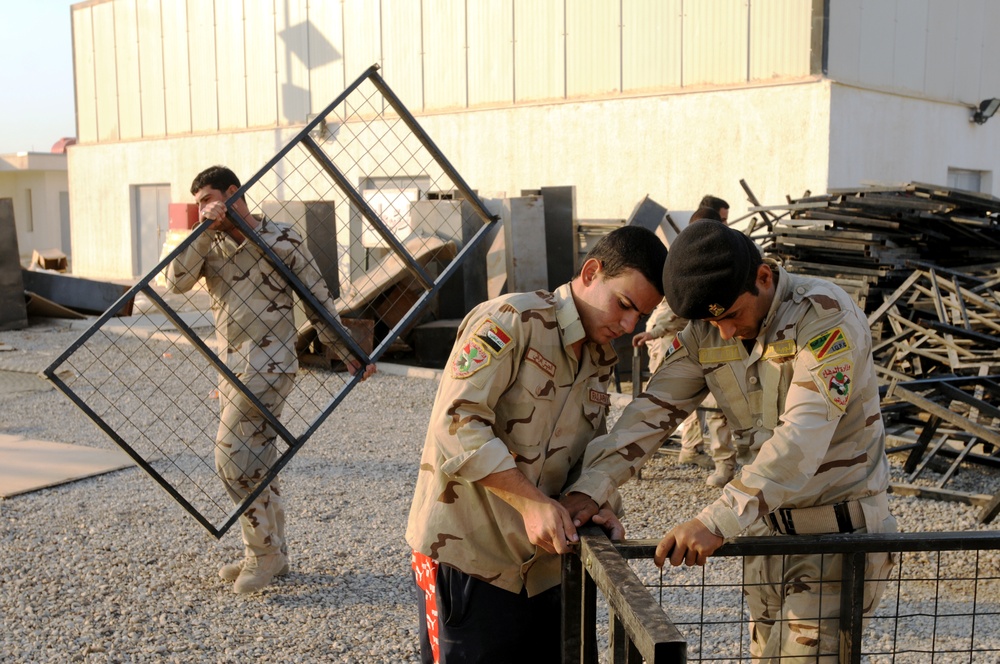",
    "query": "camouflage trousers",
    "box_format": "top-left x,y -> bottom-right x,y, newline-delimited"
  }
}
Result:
679,393 -> 733,463
216,372 -> 295,559
743,503 -> 896,663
